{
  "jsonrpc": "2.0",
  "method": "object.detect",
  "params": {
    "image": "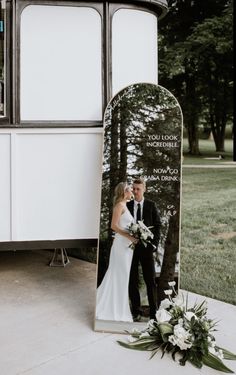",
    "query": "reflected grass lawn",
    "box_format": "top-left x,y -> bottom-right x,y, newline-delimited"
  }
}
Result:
180,168 -> 236,305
